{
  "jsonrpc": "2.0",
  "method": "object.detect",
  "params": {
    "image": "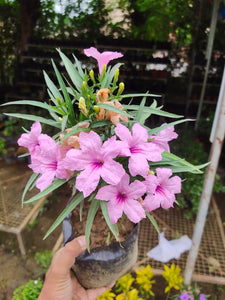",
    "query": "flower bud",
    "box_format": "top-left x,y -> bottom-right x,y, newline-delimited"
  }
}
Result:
118,82 -> 124,95
114,69 -> 119,82
93,105 -> 100,113
56,96 -> 61,104
59,117 -> 62,123
82,81 -> 87,90
78,97 -> 88,116
102,64 -> 106,76
89,70 -> 94,81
